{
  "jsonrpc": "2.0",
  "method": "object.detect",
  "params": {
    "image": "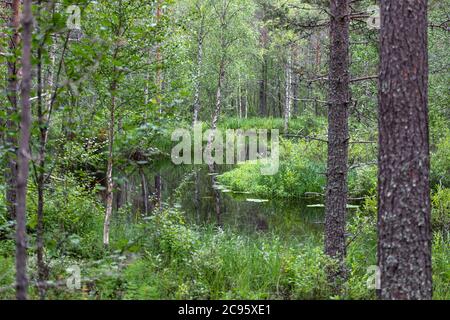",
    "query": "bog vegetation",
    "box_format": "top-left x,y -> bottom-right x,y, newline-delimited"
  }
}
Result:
0,0 -> 448,300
